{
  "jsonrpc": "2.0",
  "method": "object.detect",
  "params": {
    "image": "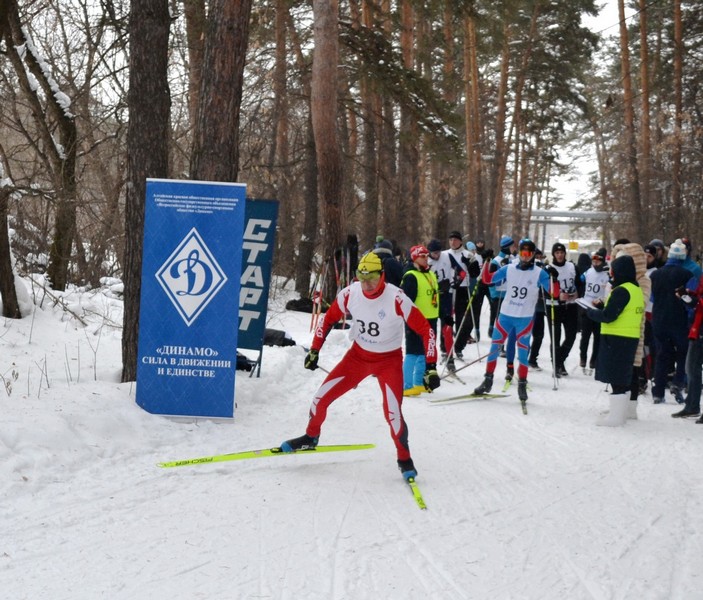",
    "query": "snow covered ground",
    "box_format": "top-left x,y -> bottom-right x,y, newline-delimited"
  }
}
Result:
2,276 -> 703,600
